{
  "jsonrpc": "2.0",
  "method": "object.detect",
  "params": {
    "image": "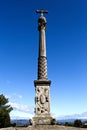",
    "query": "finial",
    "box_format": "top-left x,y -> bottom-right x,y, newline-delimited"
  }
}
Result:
36,10 -> 48,16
